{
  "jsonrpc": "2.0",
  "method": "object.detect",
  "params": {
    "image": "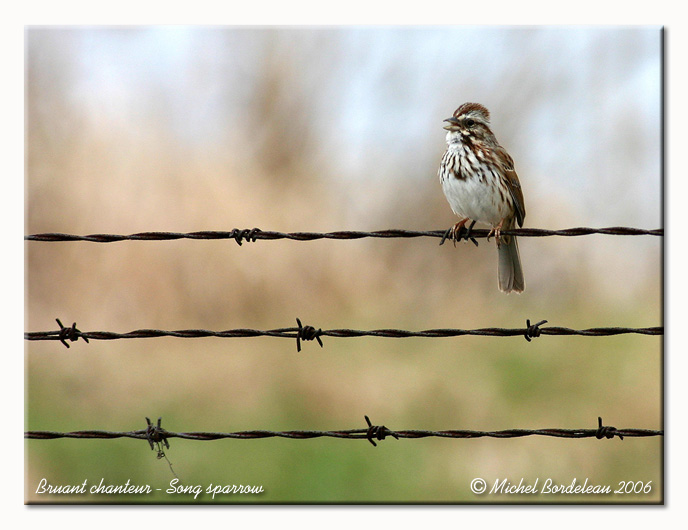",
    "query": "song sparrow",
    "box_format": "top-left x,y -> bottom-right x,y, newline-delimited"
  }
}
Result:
438,102 -> 526,293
